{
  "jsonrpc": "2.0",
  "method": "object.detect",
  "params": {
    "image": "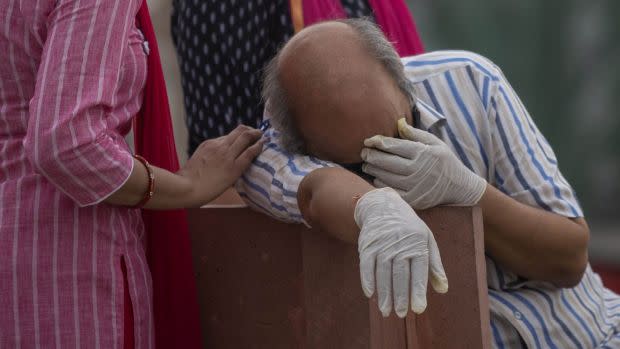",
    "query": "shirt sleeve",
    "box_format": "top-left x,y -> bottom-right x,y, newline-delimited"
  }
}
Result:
24,0 -> 140,206
235,128 -> 337,226
487,66 -> 583,218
